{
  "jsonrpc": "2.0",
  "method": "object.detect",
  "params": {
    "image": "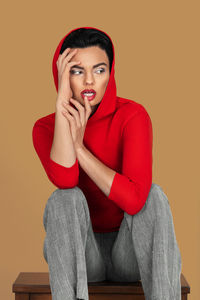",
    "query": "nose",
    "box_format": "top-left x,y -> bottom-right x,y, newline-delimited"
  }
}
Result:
84,71 -> 94,85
